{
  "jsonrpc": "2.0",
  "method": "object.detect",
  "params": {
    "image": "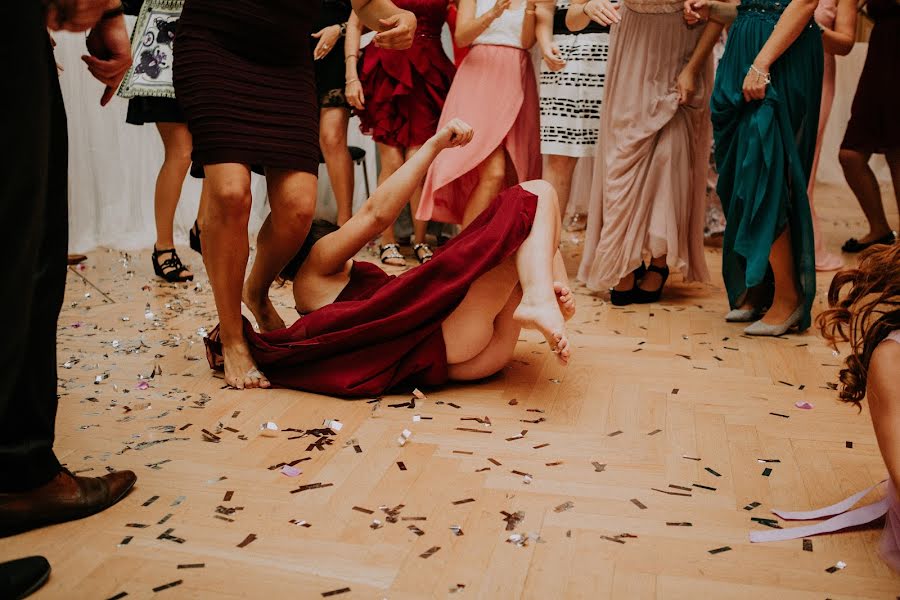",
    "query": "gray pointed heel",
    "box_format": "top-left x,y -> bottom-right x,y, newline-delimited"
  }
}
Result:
743,305 -> 804,337
725,307 -> 761,322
